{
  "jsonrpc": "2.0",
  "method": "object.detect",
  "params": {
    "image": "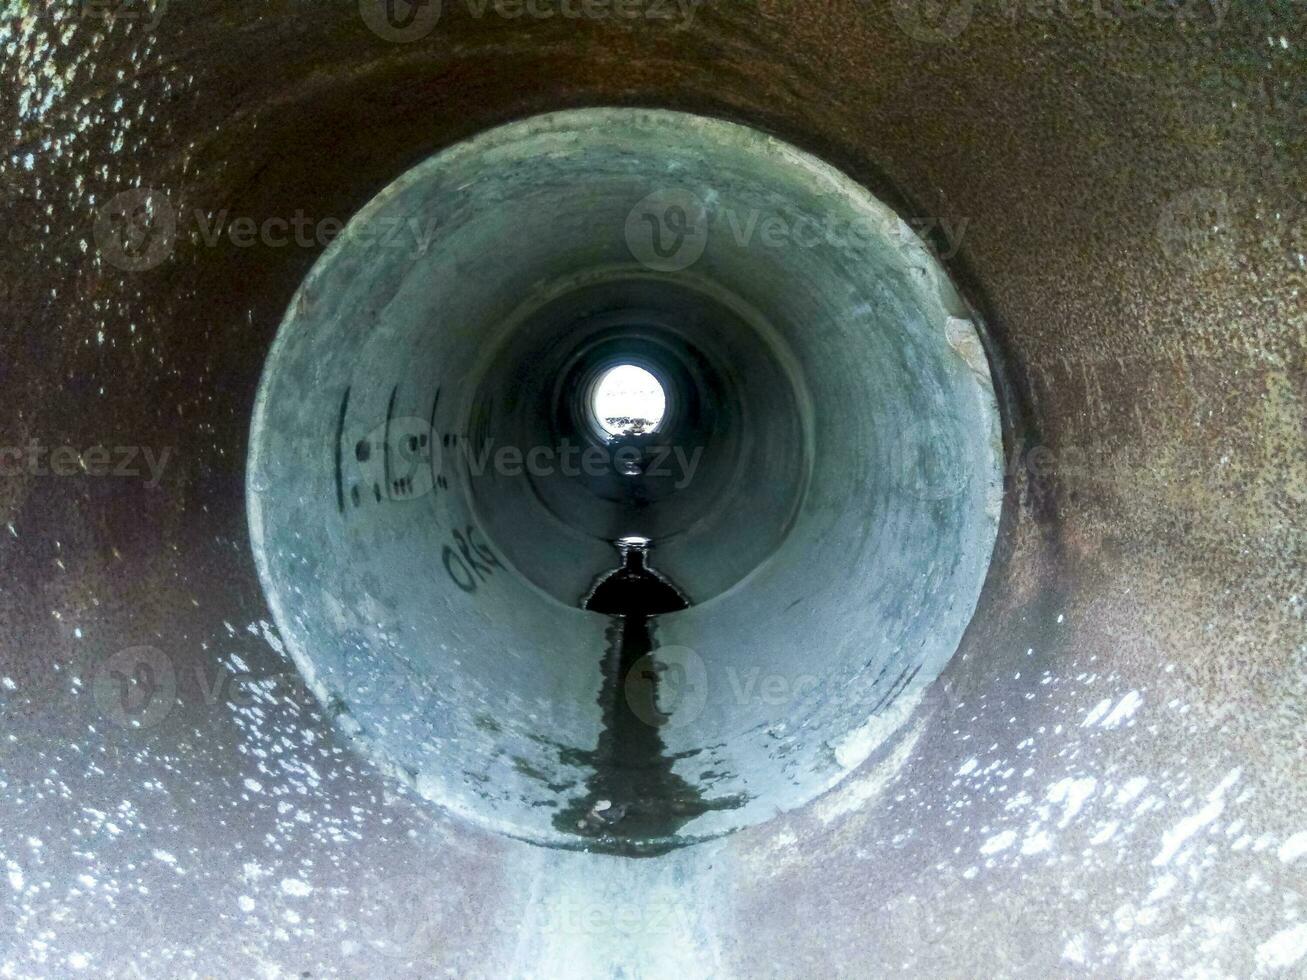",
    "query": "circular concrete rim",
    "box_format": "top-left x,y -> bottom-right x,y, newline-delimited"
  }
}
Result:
246,107 -> 1005,853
